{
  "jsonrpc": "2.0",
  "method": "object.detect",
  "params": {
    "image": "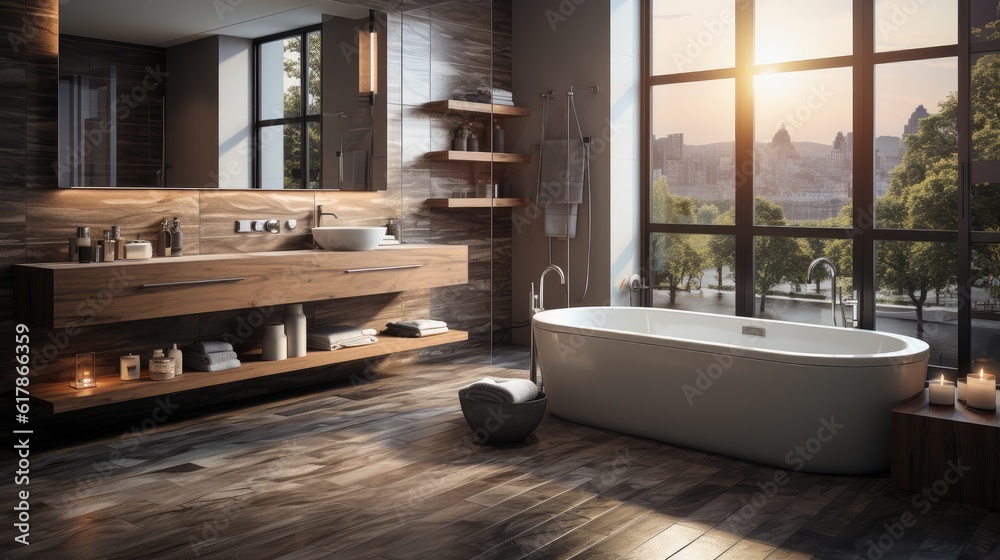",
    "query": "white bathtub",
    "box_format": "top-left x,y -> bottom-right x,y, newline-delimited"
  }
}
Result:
532,306 -> 929,475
